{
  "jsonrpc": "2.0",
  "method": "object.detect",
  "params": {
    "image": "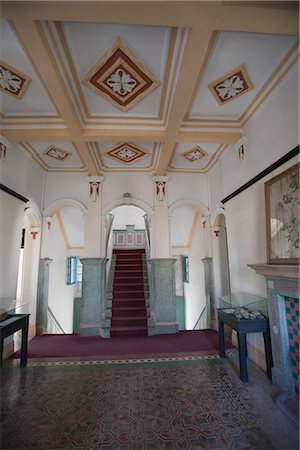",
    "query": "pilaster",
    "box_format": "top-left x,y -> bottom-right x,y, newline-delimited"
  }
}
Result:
148,258 -> 178,335
36,257 -> 52,335
152,176 -> 170,258
83,176 -> 104,258
79,257 -> 110,337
